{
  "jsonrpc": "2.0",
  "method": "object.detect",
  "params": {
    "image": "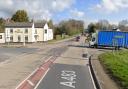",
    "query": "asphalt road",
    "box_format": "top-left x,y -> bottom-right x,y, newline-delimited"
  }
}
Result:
36,63 -> 94,89
0,48 -> 37,54
0,37 -> 74,63
36,37 -> 95,89
0,47 -> 37,62
0,37 -> 73,64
